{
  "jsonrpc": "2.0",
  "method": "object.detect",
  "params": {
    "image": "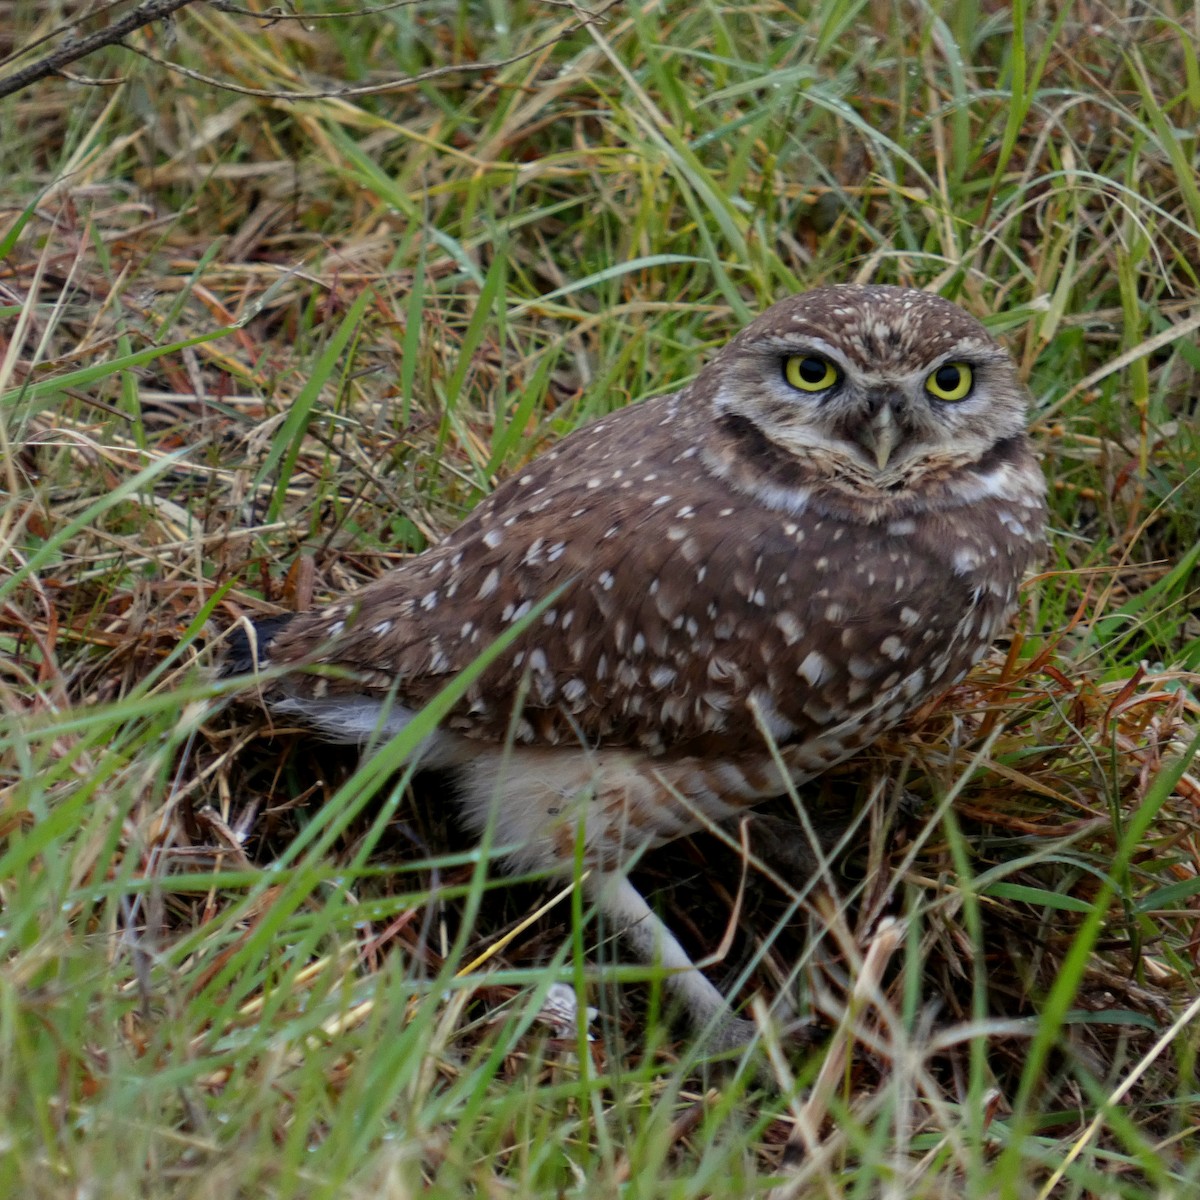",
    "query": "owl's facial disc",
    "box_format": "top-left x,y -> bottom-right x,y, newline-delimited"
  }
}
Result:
701,286 -> 1034,513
